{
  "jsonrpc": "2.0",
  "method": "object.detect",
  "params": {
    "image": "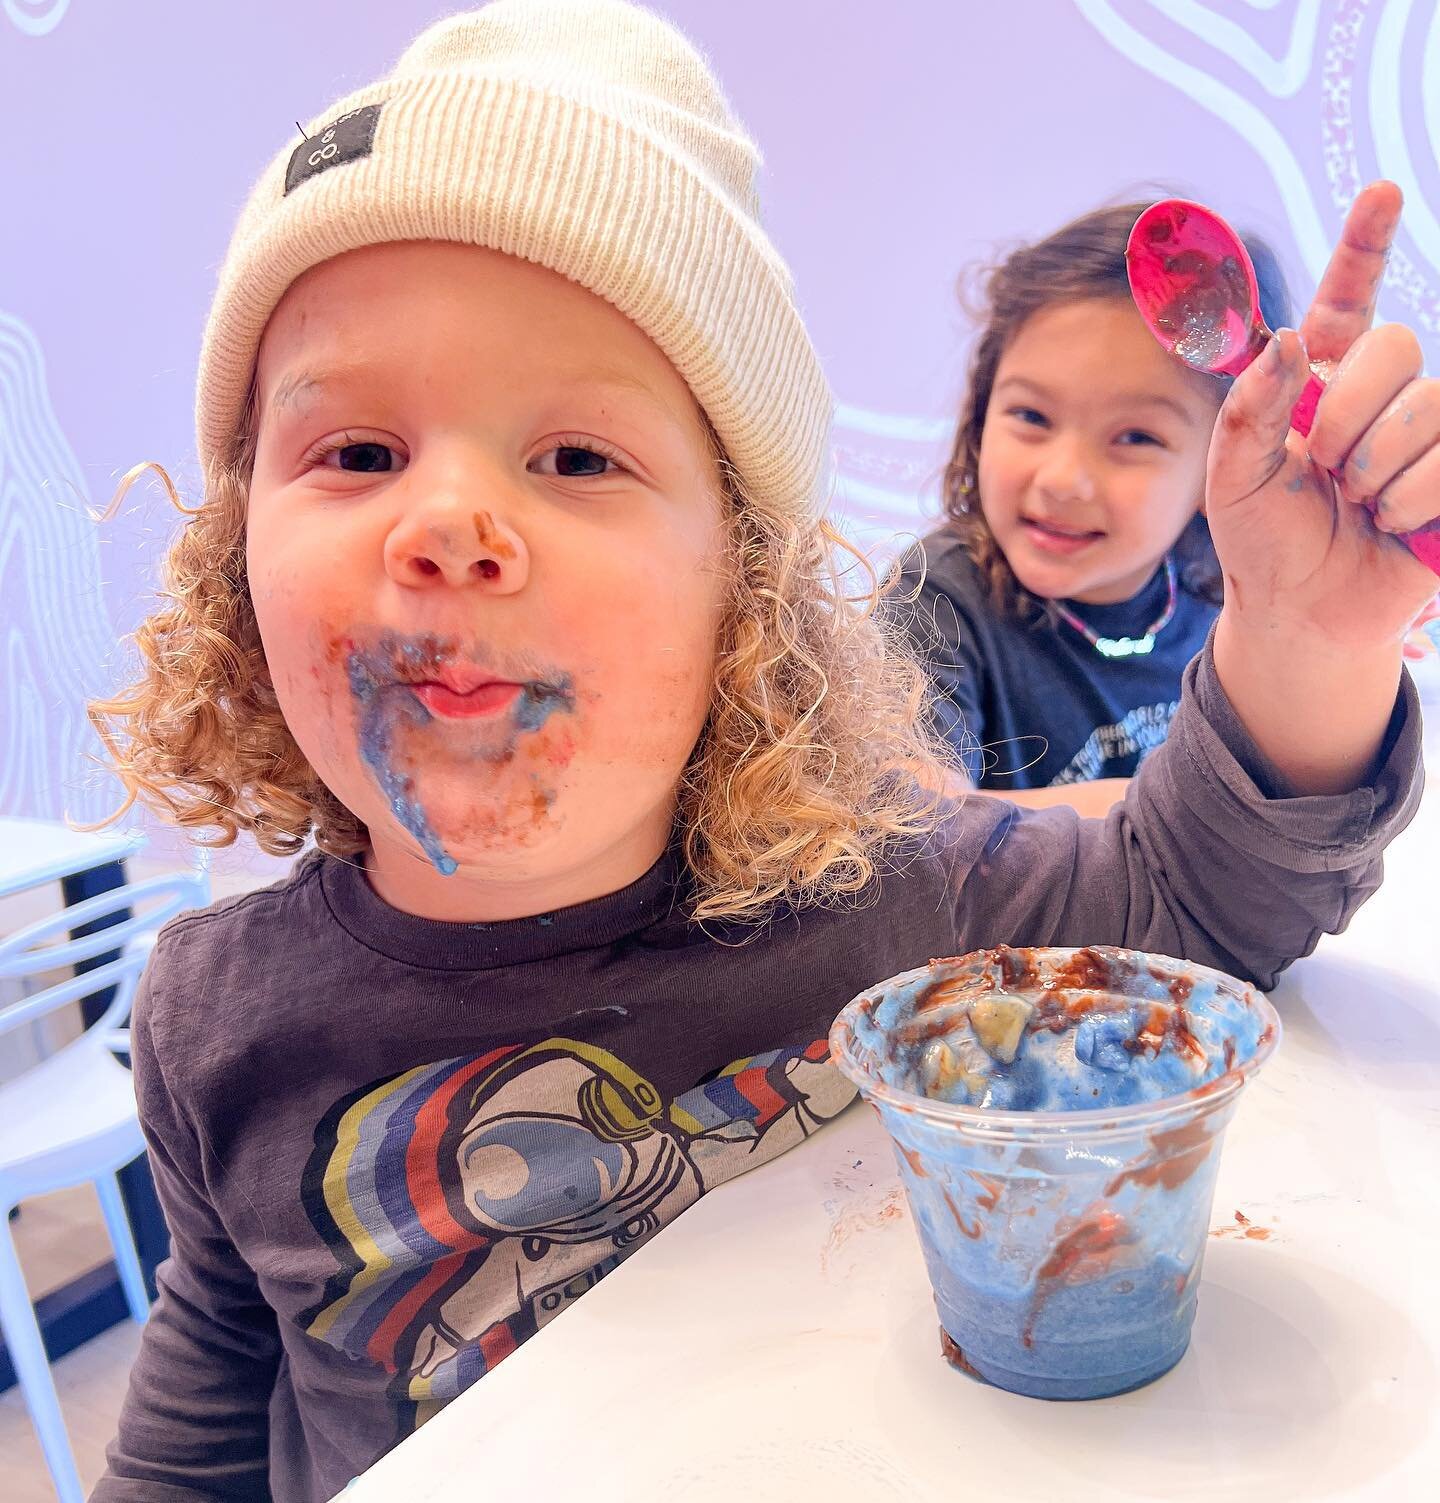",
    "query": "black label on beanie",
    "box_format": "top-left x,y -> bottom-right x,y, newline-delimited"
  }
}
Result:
284,103 -> 383,195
